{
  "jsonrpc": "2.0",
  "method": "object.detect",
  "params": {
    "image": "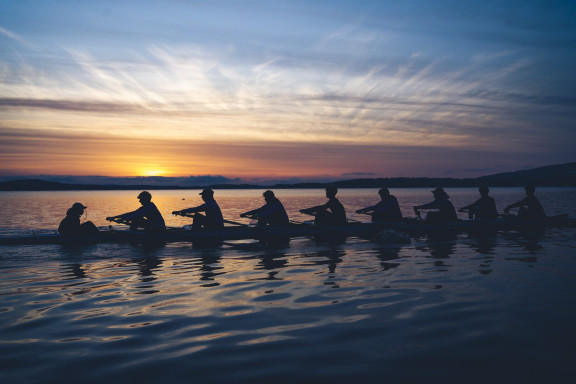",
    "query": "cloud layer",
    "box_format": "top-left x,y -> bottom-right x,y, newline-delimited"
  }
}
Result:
1,1 -> 574,178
